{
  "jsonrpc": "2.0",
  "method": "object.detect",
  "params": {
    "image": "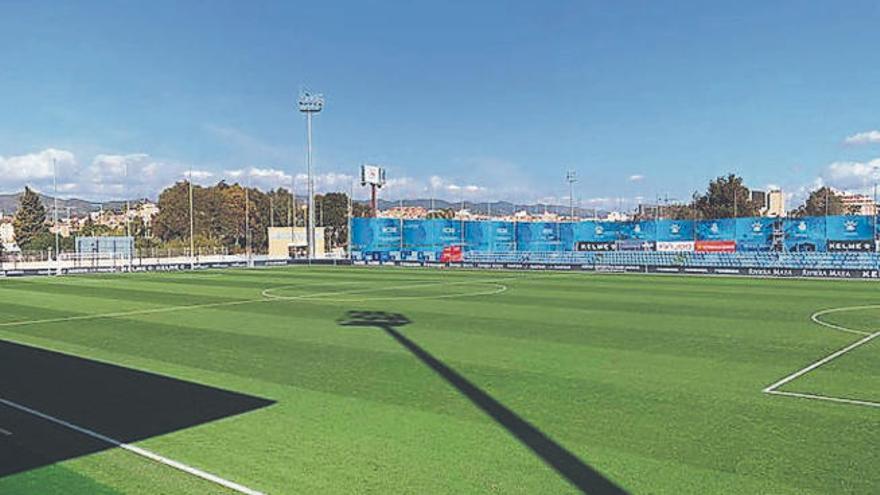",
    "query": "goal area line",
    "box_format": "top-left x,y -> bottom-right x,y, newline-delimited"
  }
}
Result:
763,309 -> 880,409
